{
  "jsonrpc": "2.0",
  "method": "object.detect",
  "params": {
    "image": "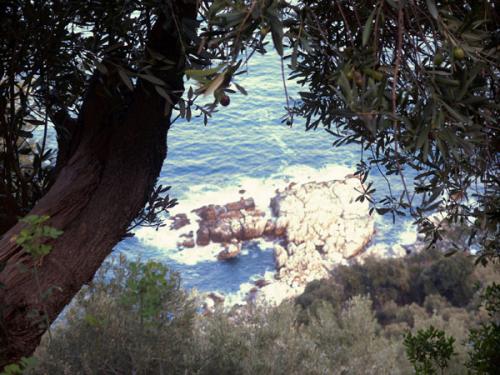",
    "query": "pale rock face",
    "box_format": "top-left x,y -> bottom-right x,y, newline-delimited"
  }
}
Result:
269,178 -> 375,288
274,244 -> 288,269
